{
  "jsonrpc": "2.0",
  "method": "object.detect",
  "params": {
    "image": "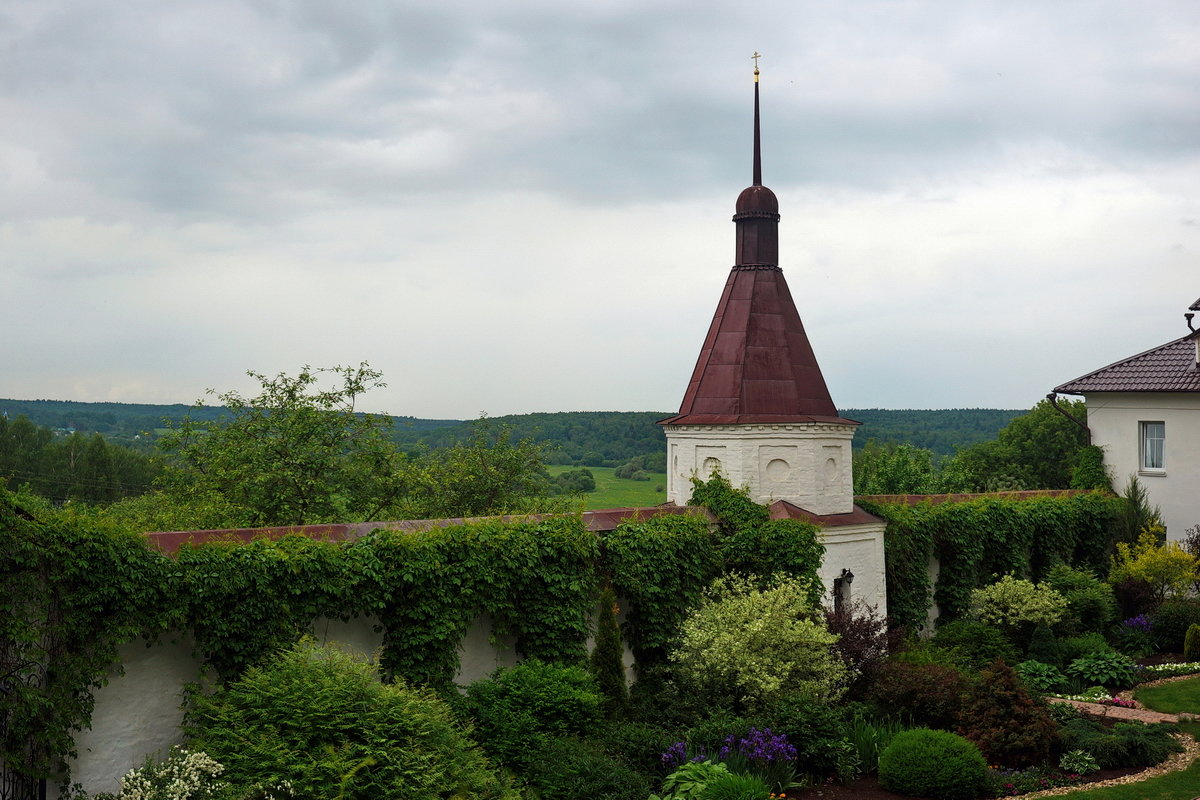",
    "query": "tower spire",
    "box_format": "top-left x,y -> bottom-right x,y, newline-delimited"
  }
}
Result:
753,52 -> 762,187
